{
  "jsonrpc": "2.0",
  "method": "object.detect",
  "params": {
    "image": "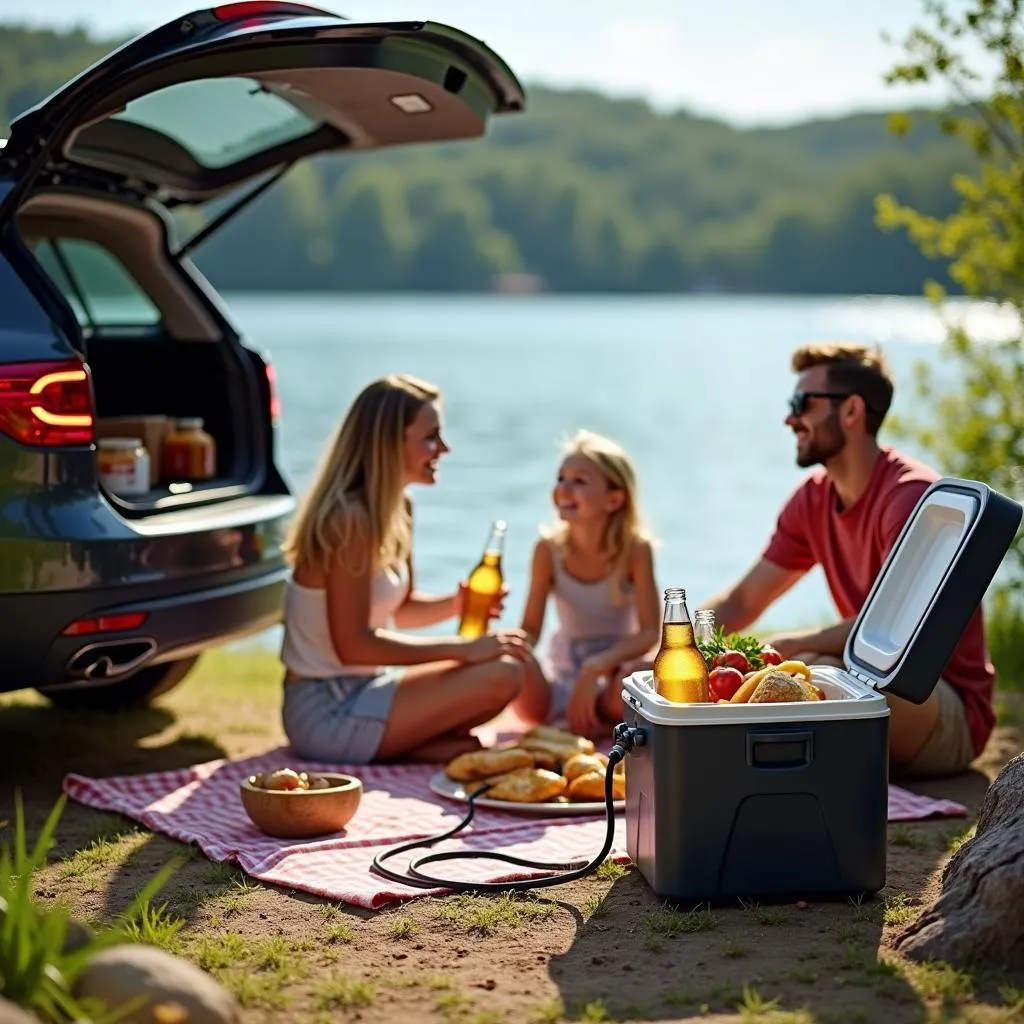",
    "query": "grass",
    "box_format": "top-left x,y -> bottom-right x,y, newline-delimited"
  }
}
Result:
311,974 -> 376,1011
594,860 -> 628,881
434,891 -> 555,935
883,891 -> 919,928
888,825 -> 928,850
119,901 -> 185,950
643,903 -> 717,936
529,1000 -> 564,1023
387,915 -> 416,938
944,825 -> 977,855
5,643 -> 1022,1024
